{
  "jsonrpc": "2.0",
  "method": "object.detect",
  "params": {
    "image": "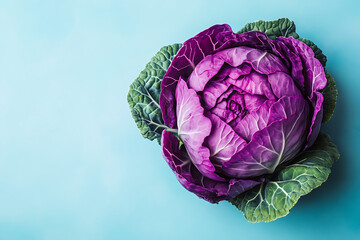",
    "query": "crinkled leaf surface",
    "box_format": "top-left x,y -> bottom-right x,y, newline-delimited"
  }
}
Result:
127,44 -> 181,143
230,133 -> 339,223
237,18 -> 299,40
322,71 -> 338,123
